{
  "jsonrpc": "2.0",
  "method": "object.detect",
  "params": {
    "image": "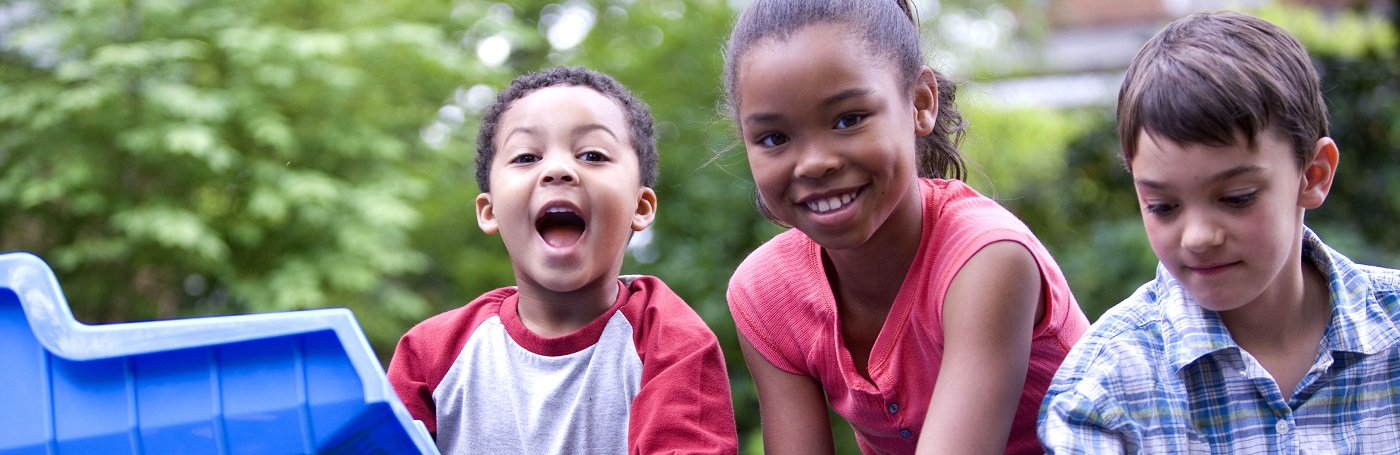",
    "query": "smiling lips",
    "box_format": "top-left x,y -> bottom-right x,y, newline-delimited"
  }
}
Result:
804,188 -> 861,214
536,206 -> 586,248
